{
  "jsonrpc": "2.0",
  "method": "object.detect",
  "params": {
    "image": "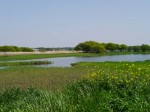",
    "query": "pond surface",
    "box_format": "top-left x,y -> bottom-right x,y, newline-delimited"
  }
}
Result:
0,54 -> 150,67
40,54 -> 150,67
